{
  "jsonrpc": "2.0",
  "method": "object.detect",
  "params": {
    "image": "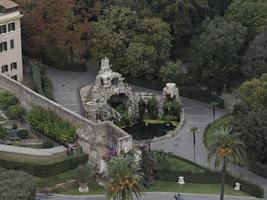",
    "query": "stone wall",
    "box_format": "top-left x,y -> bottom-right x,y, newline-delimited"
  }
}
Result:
0,73 -> 132,157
